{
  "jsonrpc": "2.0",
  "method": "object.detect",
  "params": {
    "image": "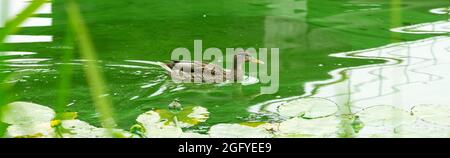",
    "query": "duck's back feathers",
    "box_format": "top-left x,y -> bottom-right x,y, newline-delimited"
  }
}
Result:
160,60 -> 231,83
